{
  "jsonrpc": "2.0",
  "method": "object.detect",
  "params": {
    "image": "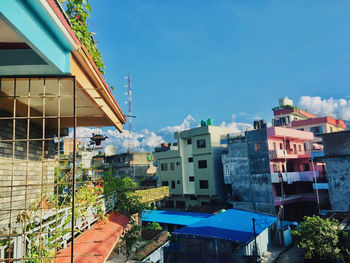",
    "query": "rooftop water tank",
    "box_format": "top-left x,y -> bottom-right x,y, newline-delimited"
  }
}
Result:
200,120 -> 207,127
207,118 -> 213,126
279,97 -> 294,107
